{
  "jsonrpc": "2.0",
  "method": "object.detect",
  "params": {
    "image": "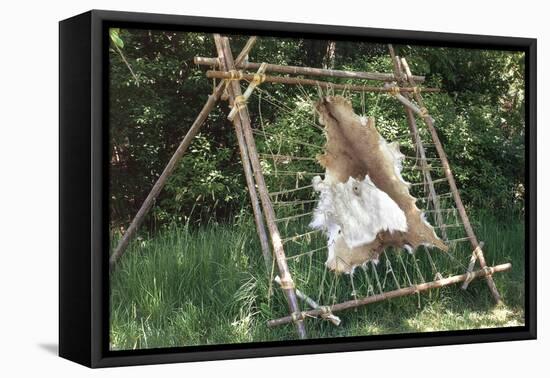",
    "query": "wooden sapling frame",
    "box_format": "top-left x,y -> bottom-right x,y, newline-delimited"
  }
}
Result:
391,50 -> 502,303
194,56 -> 427,82
387,44 -> 448,242
110,34 -> 509,339
206,70 -> 441,94
213,35 -> 307,338
267,263 -> 511,327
